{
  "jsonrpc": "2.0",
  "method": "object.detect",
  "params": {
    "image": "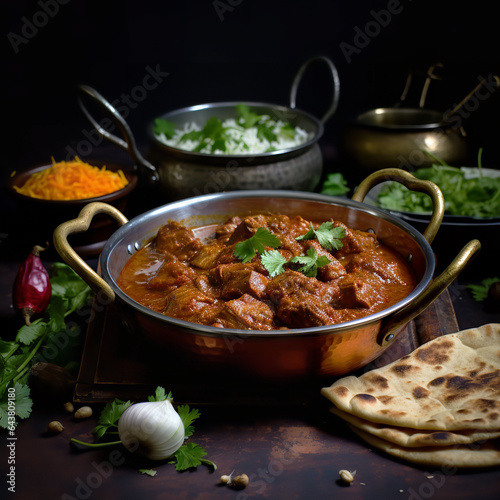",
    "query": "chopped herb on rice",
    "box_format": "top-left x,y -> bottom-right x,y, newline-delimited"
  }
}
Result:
153,104 -> 311,155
